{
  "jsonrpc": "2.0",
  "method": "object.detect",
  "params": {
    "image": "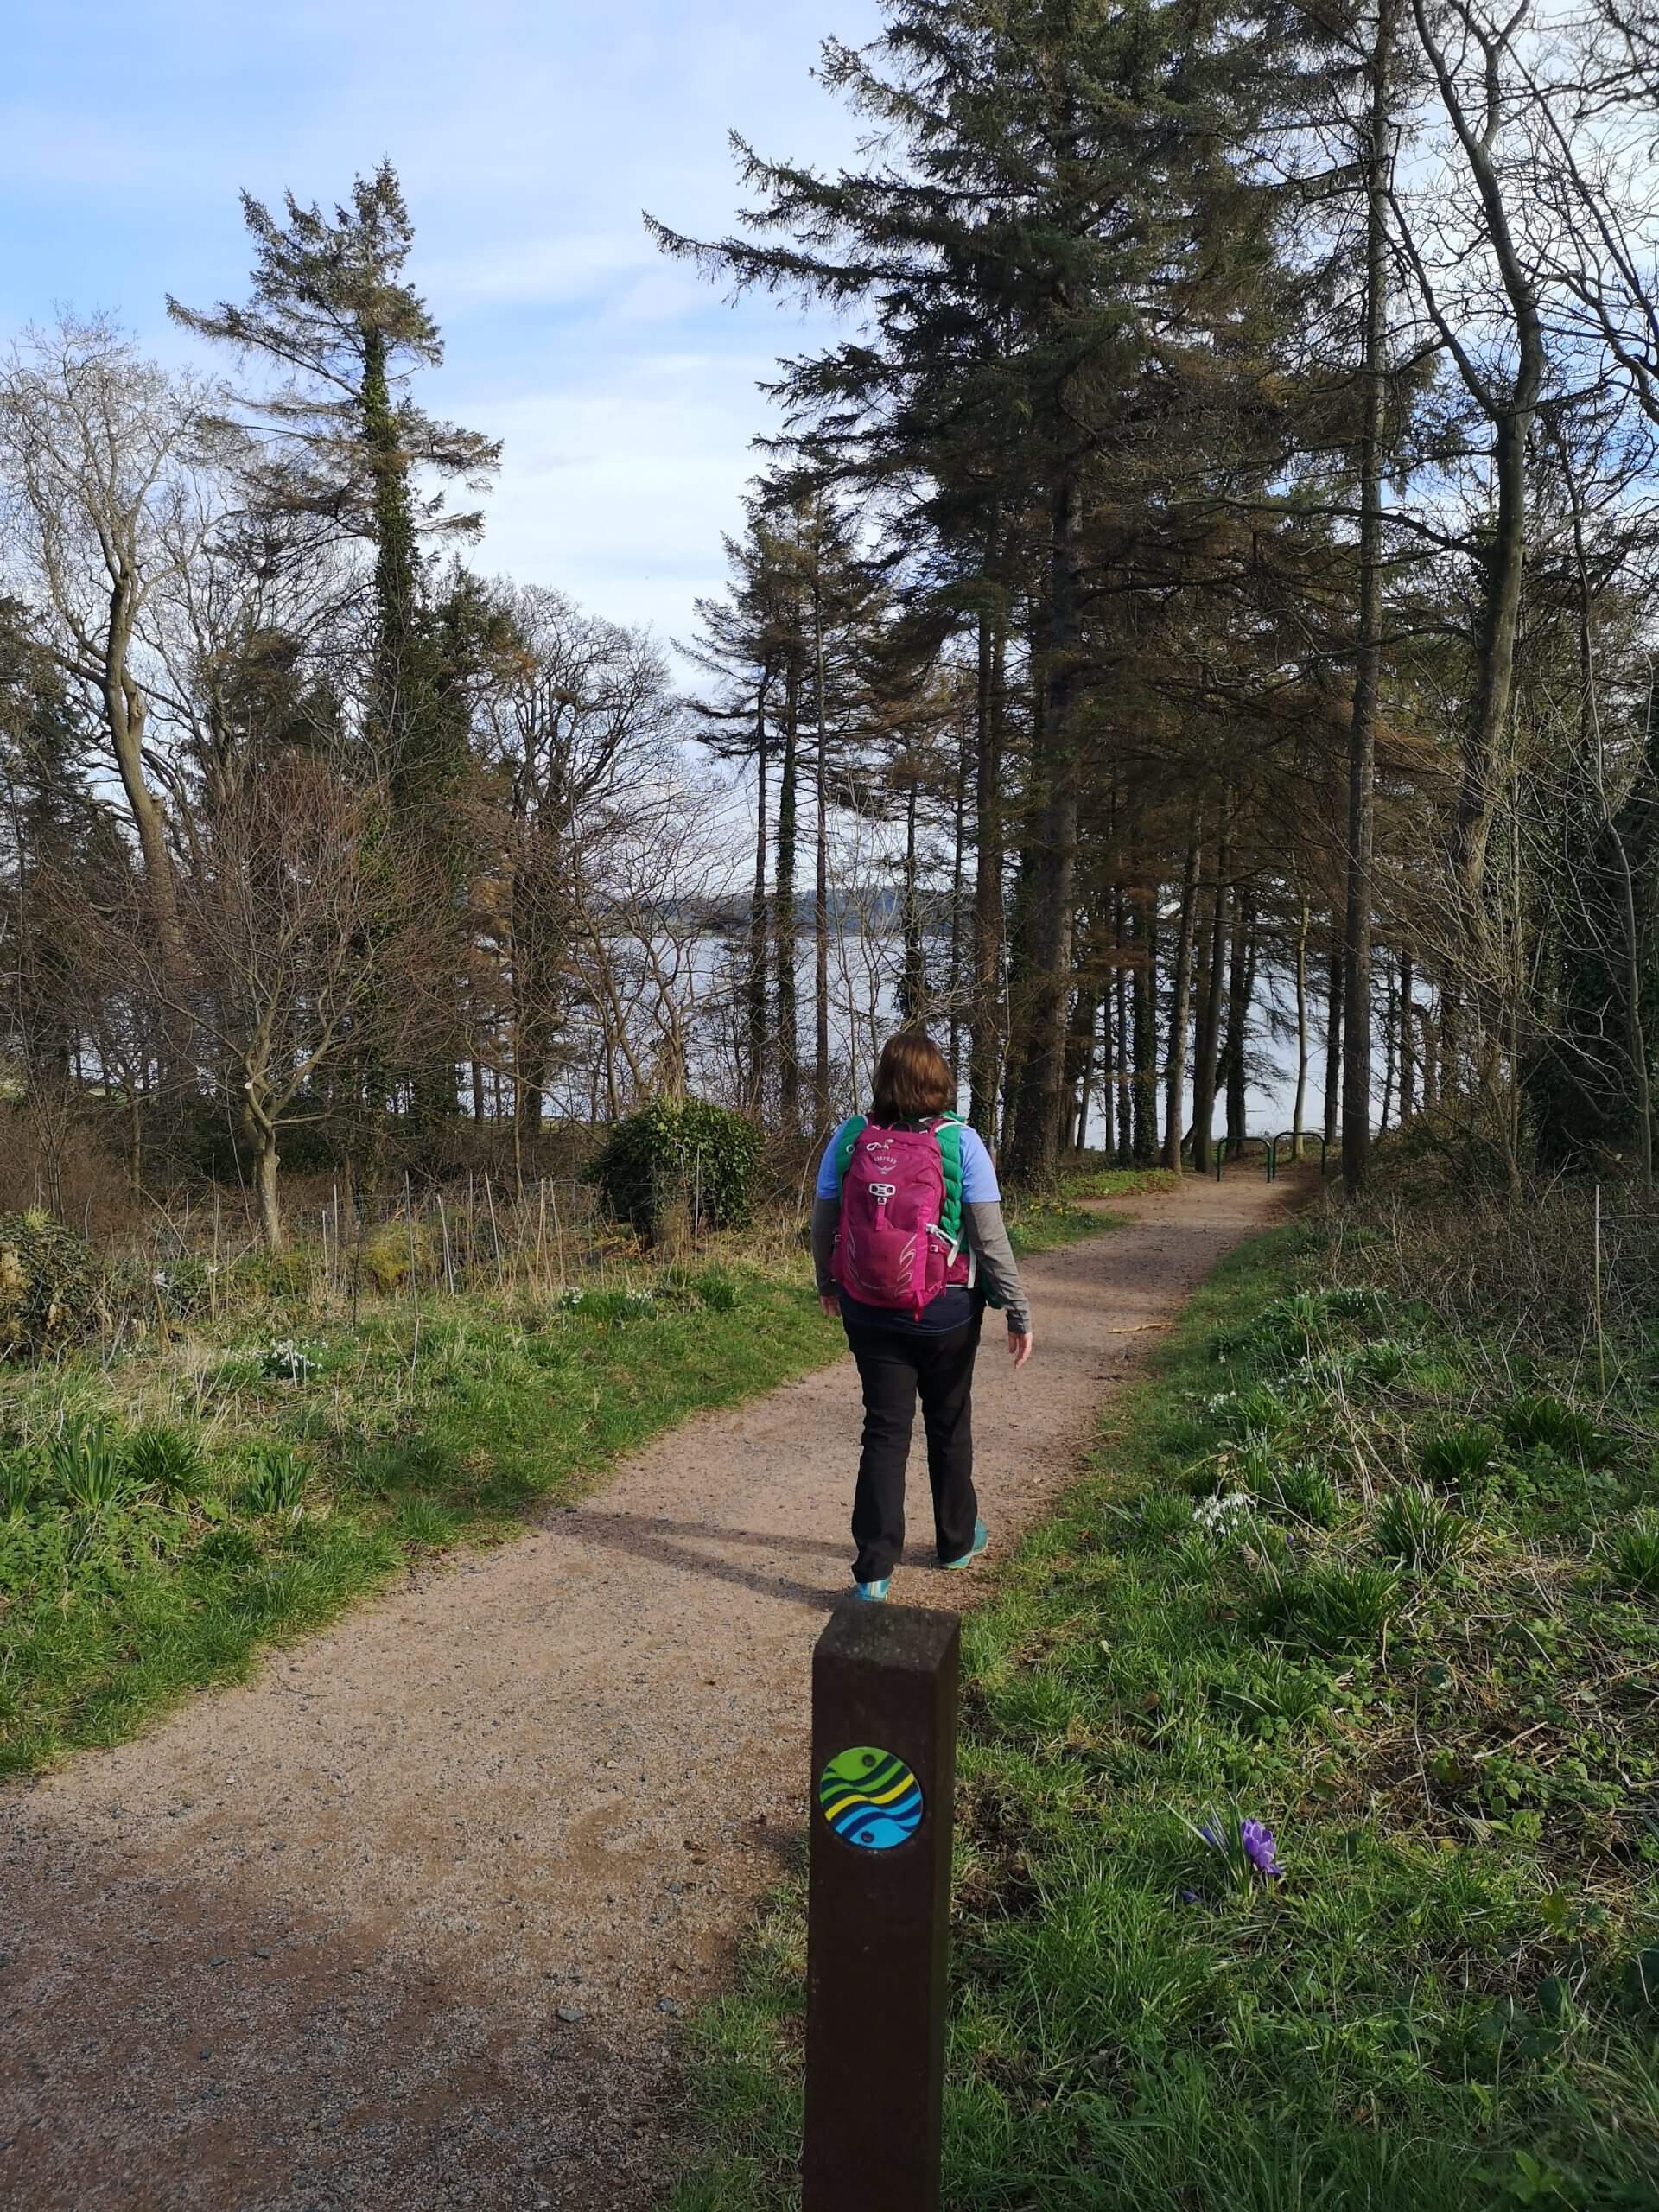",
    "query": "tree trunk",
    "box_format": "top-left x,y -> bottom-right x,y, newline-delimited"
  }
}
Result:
968,575 -> 1006,1135
1191,817 -> 1230,1173
1062,980 -> 1095,1154
812,527 -> 831,1133
948,698 -> 968,1076
747,676 -> 770,1109
774,652 -> 800,1129
1343,0 -> 1395,1194
1398,950 -> 1415,1121
1410,0 -> 1545,980
1114,893 -> 1133,1164
1379,953 -> 1397,1130
245,1103 -> 285,1251
1223,890 -> 1255,1148
1007,470 -> 1084,1185
901,769 -> 925,1020
1073,995 -> 1096,1154
1323,926 -> 1344,1147
1287,897 -> 1307,1158
1161,810 -> 1203,1173
1130,884 -> 1160,1166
